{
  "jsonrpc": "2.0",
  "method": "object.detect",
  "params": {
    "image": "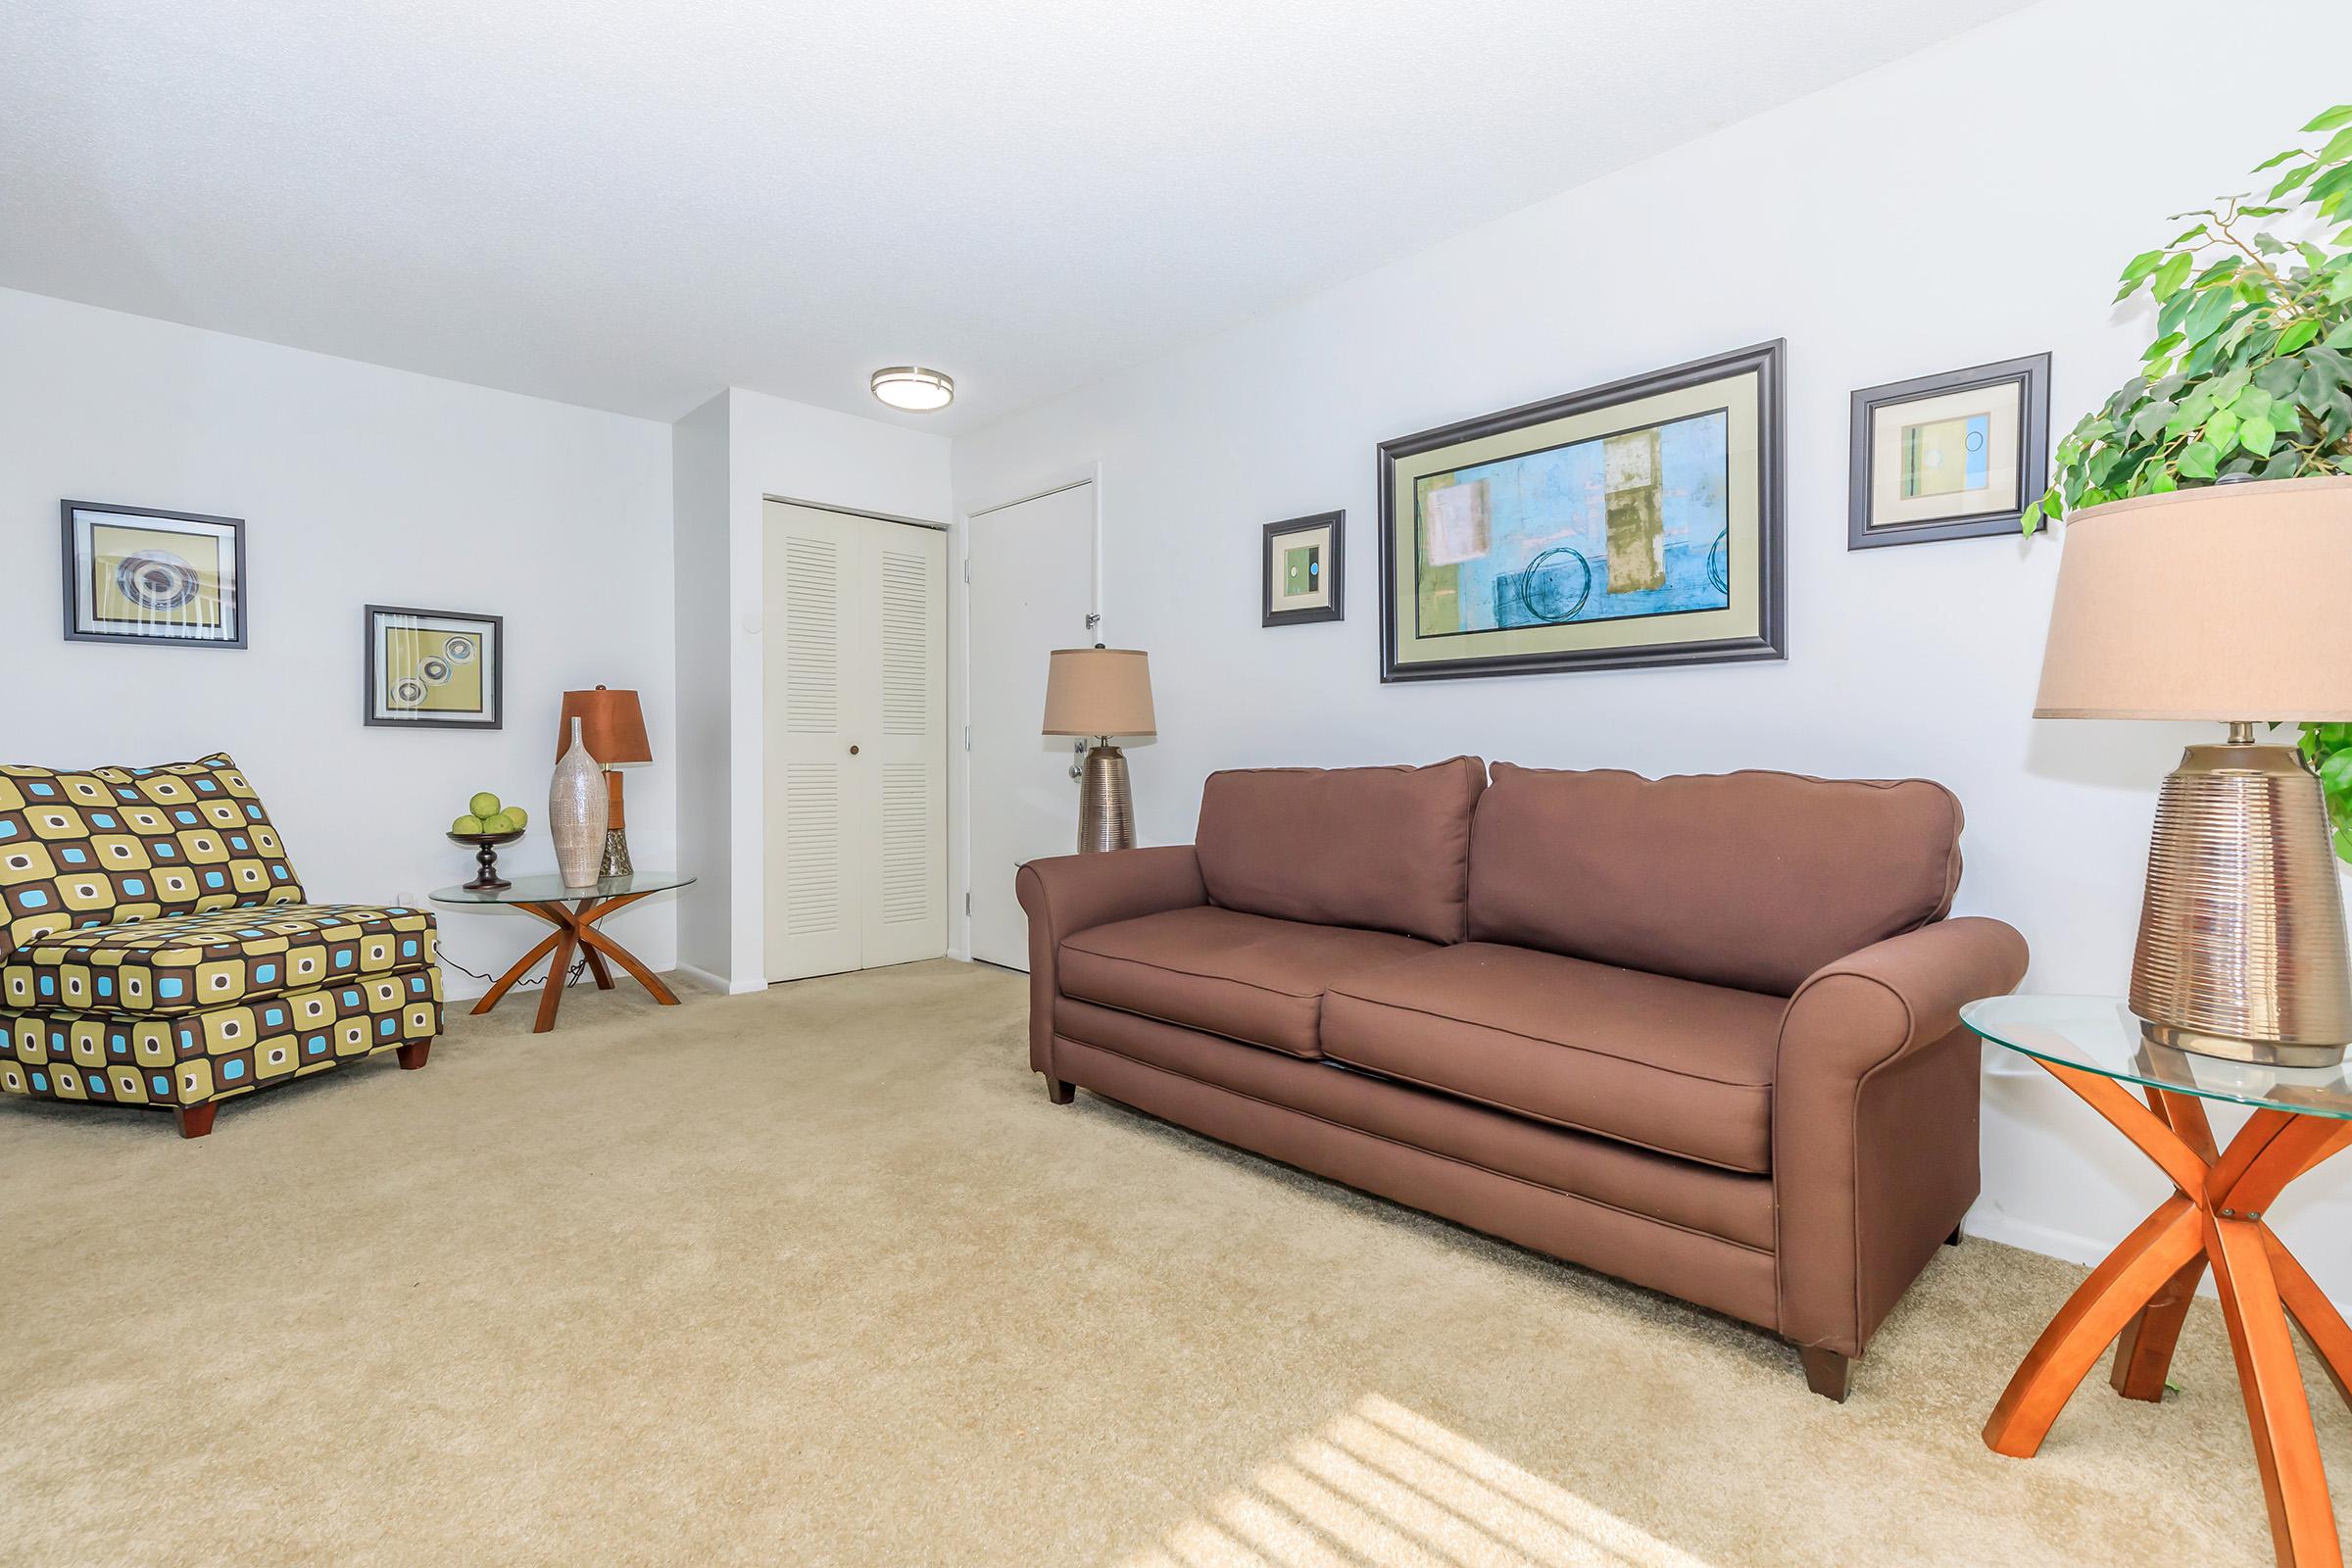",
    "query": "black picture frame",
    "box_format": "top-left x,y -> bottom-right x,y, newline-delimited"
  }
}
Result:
1376,339 -> 1786,682
59,500 -> 248,649
1261,510 -> 1345,626
363,605 -> 505,730
1848,352 -> 2050,549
